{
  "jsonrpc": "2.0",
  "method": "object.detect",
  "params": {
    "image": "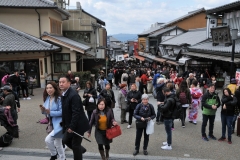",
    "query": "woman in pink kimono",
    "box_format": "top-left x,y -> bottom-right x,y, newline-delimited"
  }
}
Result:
189,80 -> 202,124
